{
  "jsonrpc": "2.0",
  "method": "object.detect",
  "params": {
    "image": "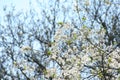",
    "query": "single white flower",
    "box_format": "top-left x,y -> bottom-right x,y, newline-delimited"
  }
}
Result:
21,46 -> 31,51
